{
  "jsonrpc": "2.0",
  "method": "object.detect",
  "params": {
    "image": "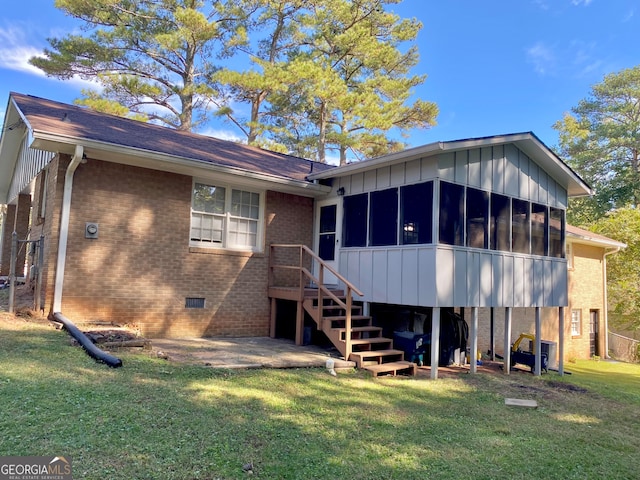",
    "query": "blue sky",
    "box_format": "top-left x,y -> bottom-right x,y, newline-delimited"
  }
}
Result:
0,0 -> 638,159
